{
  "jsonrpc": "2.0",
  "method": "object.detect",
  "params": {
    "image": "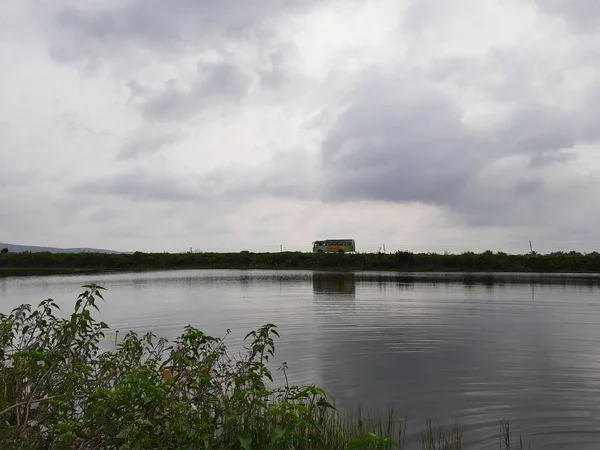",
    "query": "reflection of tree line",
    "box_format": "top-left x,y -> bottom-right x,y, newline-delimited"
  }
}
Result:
312,272 -> 600,293
349,273 -> 600,289
310,271 -> 600,319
